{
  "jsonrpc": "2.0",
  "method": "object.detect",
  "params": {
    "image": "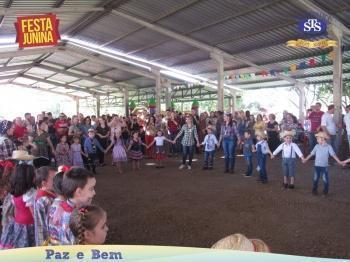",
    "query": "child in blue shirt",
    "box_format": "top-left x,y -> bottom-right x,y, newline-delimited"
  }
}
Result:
254,131 -> 273,184
201,125 -> 219,170
84,129 -> 105,174
243,130 -> 255,177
